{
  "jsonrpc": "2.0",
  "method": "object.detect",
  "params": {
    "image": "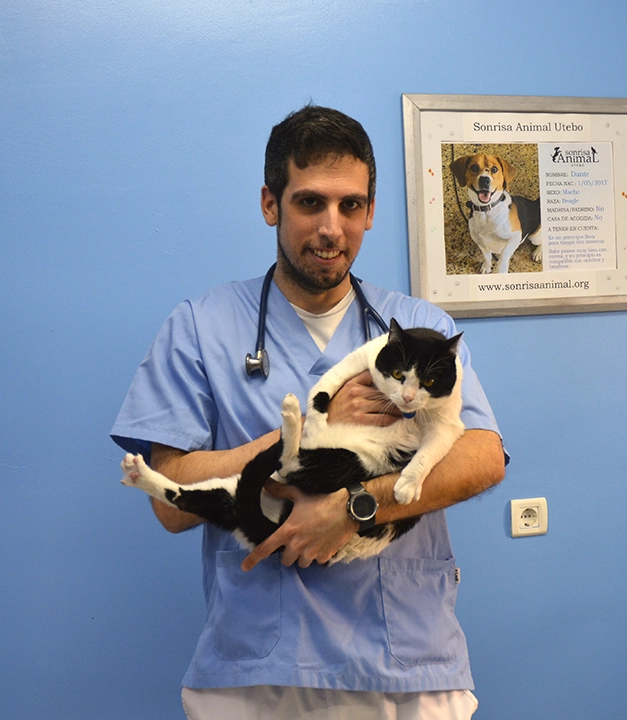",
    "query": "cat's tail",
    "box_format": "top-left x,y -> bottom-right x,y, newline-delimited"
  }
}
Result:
234,439 -> 285,547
